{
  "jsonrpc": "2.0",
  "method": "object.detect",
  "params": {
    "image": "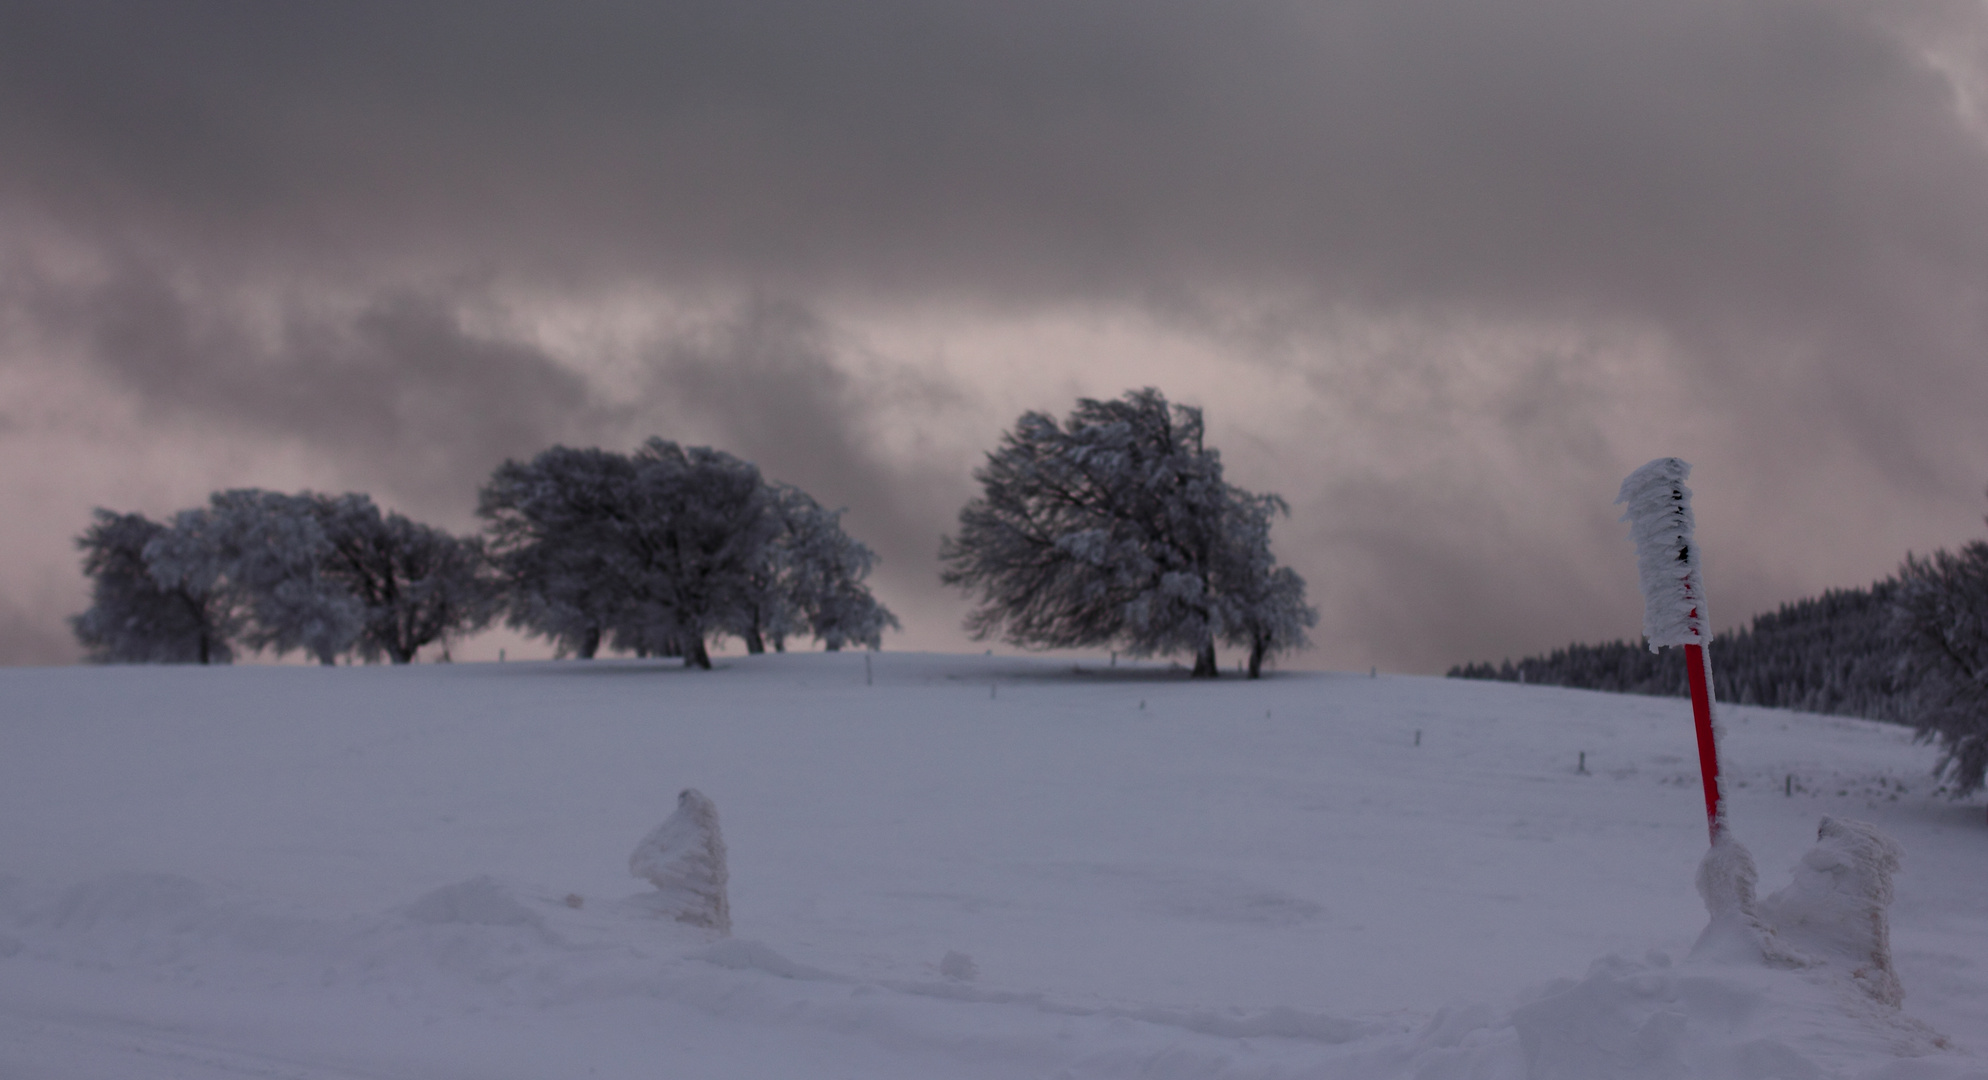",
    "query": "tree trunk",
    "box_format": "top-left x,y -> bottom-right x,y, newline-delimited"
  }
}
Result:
744,627 -> 765,654
185,591 -> 213,665
580,626 -> 601,660
1192,640 -> 1219,678
1248,635 -> 1267,679
686,636 -> 712,669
